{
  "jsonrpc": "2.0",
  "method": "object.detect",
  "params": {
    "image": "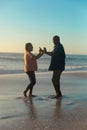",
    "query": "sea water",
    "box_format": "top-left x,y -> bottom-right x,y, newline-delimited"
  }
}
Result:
0,52 -> 87,74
